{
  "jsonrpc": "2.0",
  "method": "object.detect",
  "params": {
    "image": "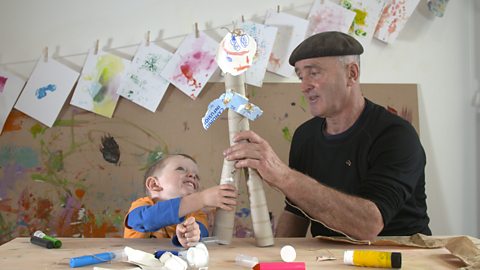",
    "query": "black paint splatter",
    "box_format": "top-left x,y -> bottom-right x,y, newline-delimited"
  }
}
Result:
100,135 -> 120,165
